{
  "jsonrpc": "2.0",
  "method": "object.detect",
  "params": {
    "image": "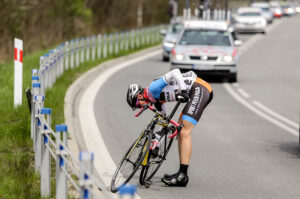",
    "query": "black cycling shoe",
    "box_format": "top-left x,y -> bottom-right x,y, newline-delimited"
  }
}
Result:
163,172 -> 179,179
161,173 -> 189,187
